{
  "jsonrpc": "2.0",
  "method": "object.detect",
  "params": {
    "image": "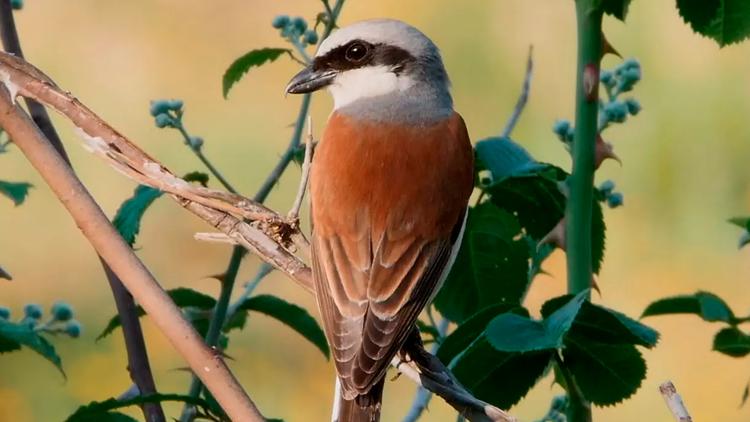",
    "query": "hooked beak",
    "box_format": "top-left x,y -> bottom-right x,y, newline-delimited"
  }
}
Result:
285,66 -> 337,94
